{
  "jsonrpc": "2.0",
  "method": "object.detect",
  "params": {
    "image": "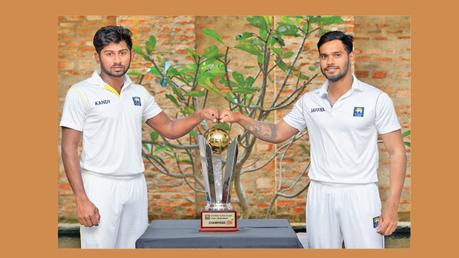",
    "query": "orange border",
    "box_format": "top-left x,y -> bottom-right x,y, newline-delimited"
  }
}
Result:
3,0 -> 457,257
